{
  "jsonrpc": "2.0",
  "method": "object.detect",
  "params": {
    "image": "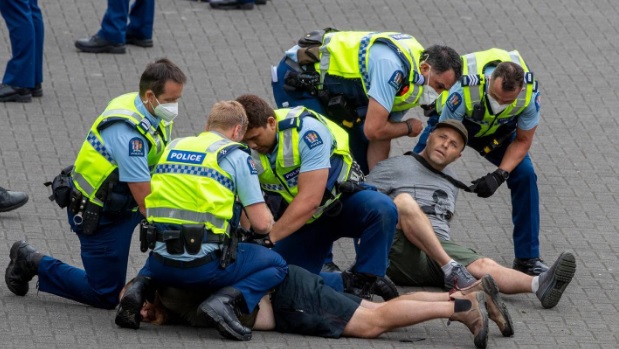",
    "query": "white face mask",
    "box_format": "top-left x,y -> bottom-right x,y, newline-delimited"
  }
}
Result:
151,96 -> 179,122
418,69 -> 440,106
486,93 -> 510,114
